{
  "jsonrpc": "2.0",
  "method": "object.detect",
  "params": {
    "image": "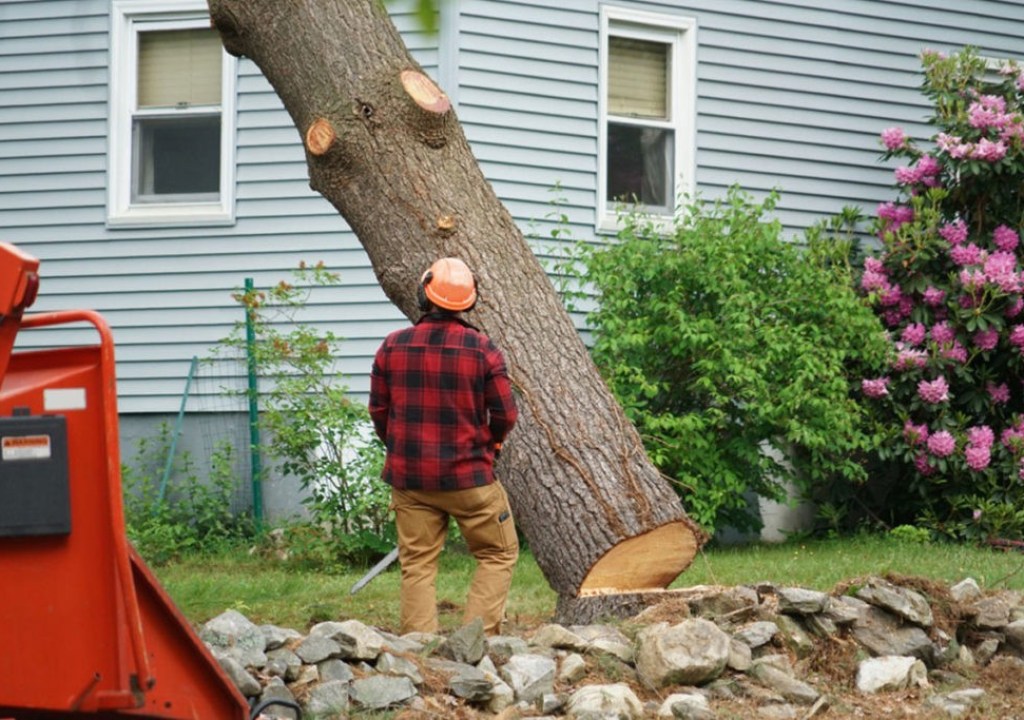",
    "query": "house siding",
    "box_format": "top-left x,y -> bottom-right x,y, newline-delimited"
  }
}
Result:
2,0 -> 1024,415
